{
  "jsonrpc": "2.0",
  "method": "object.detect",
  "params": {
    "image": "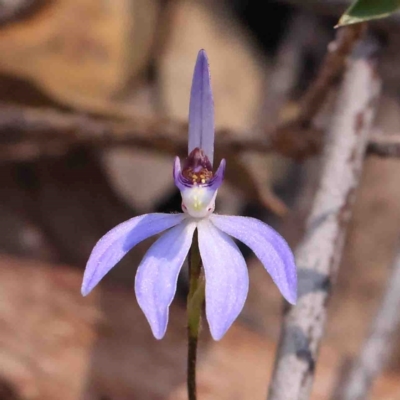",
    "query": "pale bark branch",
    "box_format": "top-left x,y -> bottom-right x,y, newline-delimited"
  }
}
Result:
335,247 -> 400,400
266,43 -> 381,400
